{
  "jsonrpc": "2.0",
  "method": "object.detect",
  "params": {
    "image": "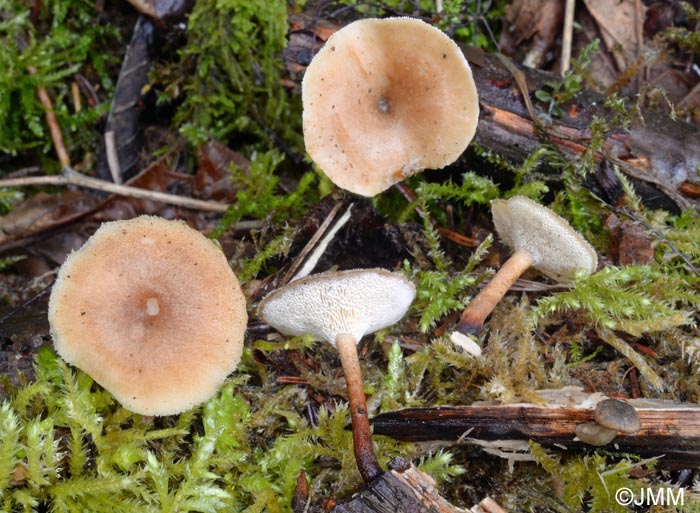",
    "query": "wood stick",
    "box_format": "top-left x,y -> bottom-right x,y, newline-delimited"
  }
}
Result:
28,66 -> 71,168
331,456 -> 502,513
372,398 -> 700,469
560,0 -> 575,75
0,167 -> 230,213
